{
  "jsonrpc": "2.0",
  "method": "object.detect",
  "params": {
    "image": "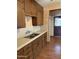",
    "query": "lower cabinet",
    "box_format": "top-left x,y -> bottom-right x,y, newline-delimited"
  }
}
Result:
32,37 -> 41,59
17,43 -> 33,59
43,32 -> 47,47
32,32 -> 47,59
17,32 -> 47,59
